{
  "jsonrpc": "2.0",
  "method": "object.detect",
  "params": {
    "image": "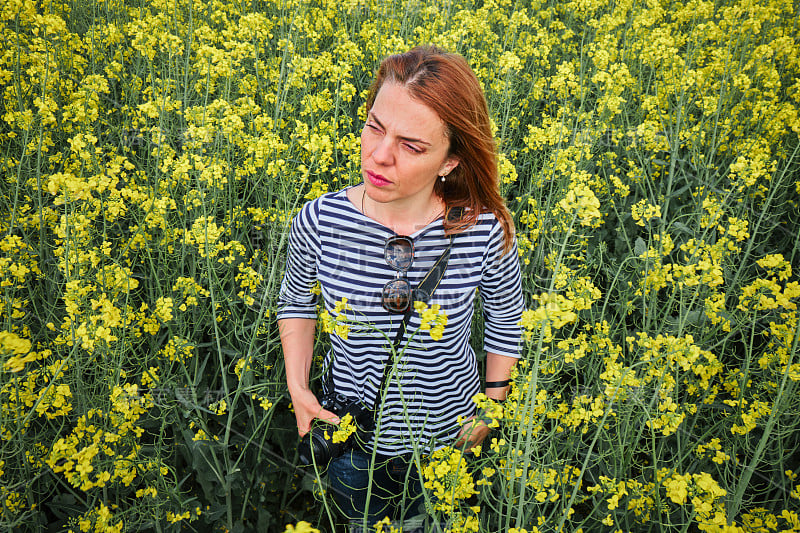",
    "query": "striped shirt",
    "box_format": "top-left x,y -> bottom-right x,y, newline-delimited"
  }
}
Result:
278,188 -> 524,455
